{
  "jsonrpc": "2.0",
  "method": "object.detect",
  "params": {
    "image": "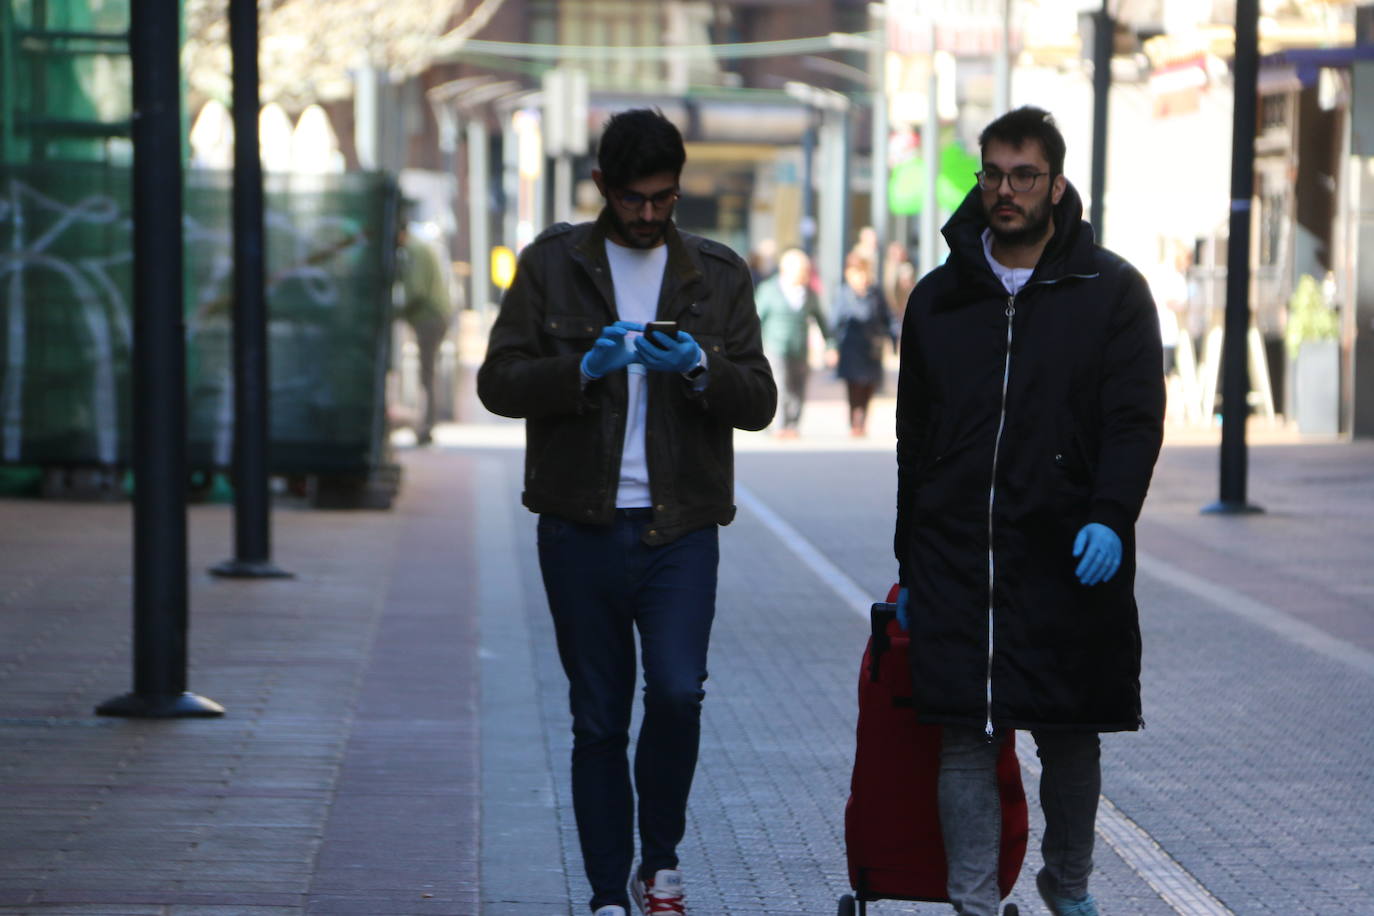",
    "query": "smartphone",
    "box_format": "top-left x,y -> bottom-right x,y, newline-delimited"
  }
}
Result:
644,320 -> 678,344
